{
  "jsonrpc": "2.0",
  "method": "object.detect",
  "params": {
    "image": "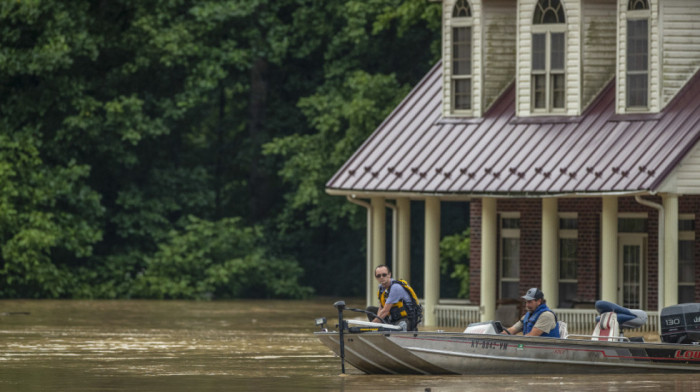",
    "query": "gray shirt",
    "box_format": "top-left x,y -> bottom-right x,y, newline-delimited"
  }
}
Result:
511,311 -> 557,334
